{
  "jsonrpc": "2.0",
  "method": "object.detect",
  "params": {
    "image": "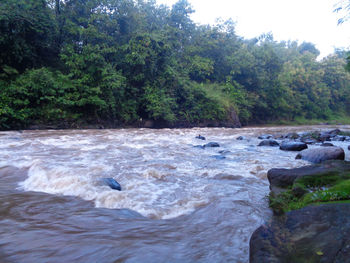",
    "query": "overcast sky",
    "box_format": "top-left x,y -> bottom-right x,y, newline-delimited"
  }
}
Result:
156,0 -> 350,58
